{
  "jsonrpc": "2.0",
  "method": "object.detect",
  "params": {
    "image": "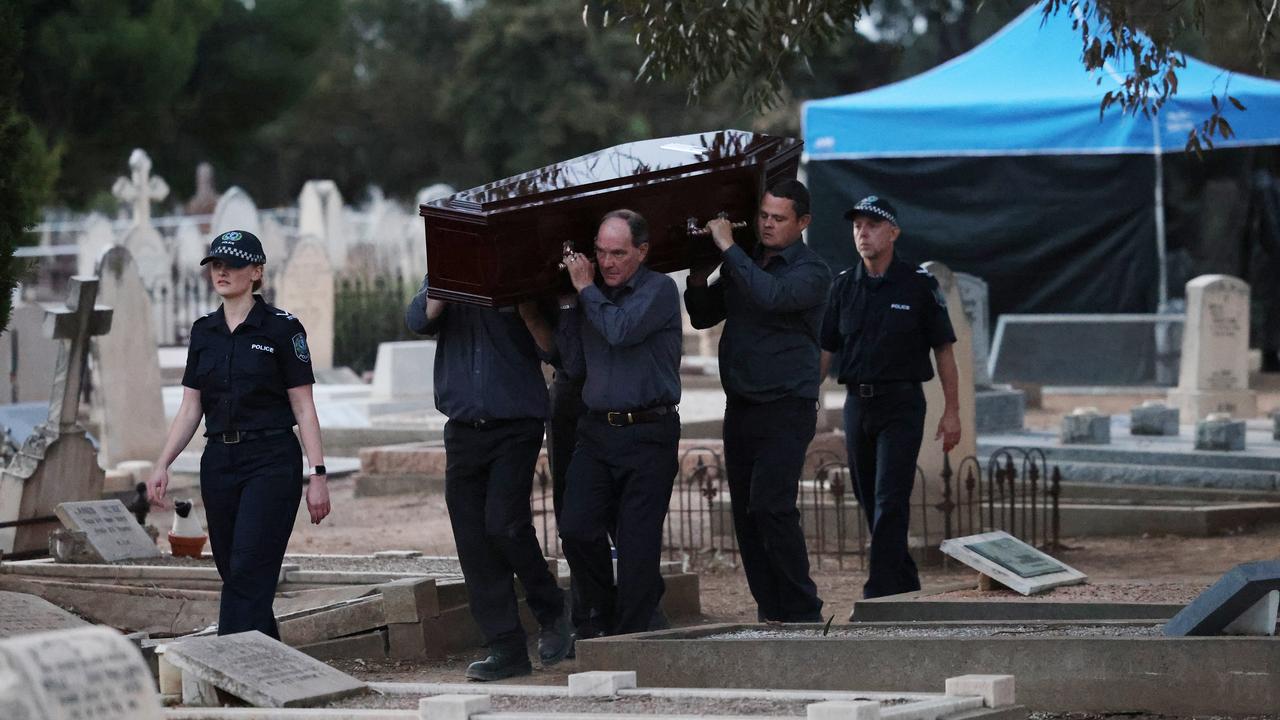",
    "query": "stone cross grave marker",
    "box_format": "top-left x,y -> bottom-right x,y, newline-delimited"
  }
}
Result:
0,626 -> 163,720
1164,560 -> 1280,636
918,262 -> 977,509
0,278 -> 111,555
55,499 -> 159,562
275,238 -> 335,370
1168,275 -> 1257,421
940,530 -> 1086,595
0,591 -> 89,639
955,272 -> 992,386
164,630 -> 367,708
93,246 -> 167,468
111,149 -> 169,226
